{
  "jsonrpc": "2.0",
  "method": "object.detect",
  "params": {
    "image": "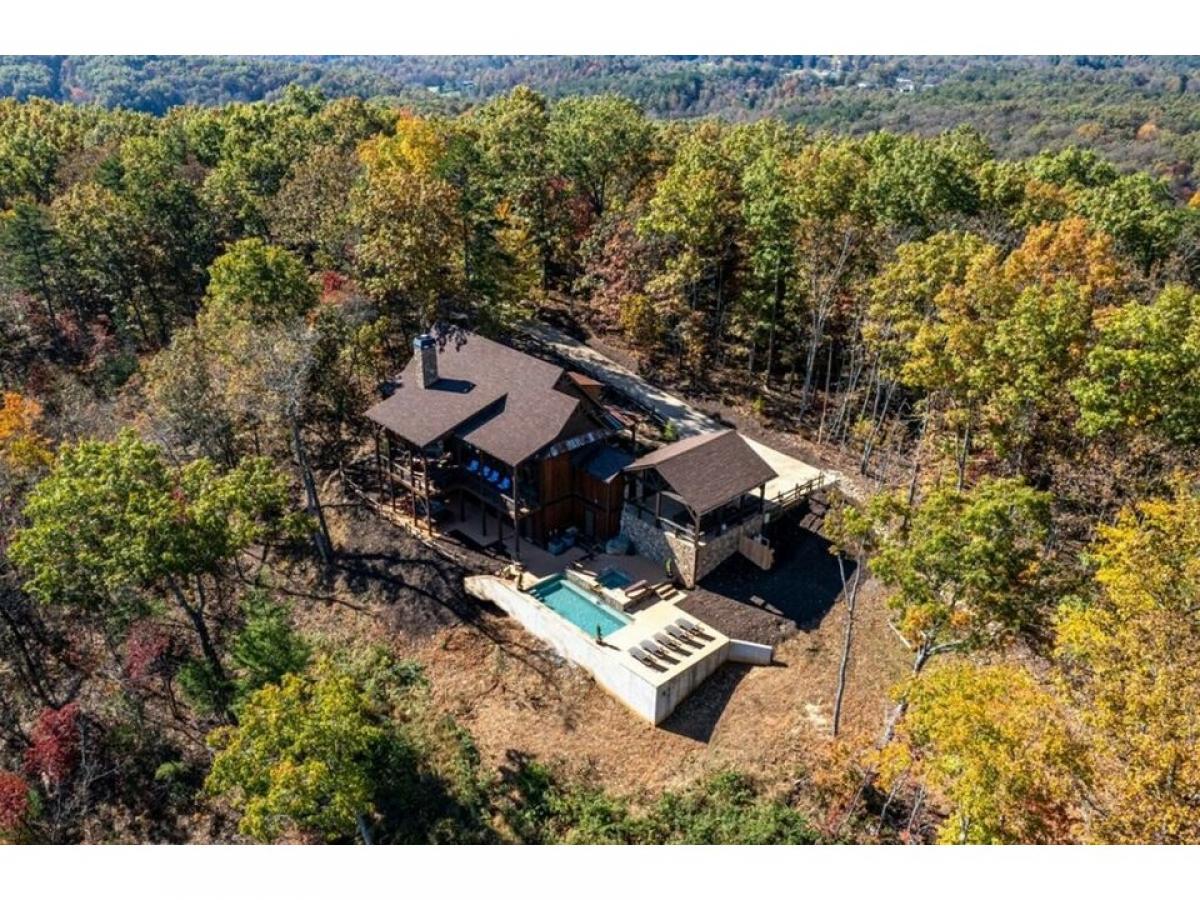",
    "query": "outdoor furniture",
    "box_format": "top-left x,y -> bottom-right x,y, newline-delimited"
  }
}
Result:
497,476 -> 511,491
654,631 -> 686,653
675,617 -> 713,640
665,623 -> 702,646
641,639 -> 673,662
628,646 -> 660,670
466,459 -> 480,473
623,579 -> 649,597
